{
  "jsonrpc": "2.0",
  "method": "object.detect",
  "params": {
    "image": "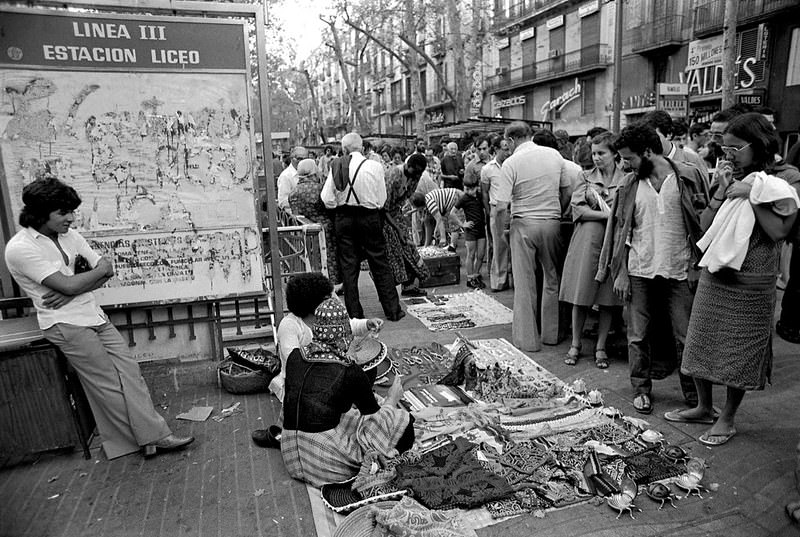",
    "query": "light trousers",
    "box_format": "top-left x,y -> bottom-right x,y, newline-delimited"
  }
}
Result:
510,218 -> 563,351
489,205 -> 510,290
44,321 -> 171,459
